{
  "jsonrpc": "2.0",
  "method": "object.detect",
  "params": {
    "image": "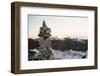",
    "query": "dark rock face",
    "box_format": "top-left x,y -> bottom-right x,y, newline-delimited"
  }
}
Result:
28,51 -> 39,60
82,55 -> 87,59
